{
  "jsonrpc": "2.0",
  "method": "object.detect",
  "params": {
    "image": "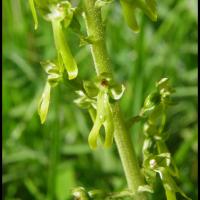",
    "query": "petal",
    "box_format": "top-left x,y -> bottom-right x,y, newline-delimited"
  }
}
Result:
88,119 -> 102,149
103,104 -> 114,148
52,20 -> 78,80
38,82 -> 51,124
